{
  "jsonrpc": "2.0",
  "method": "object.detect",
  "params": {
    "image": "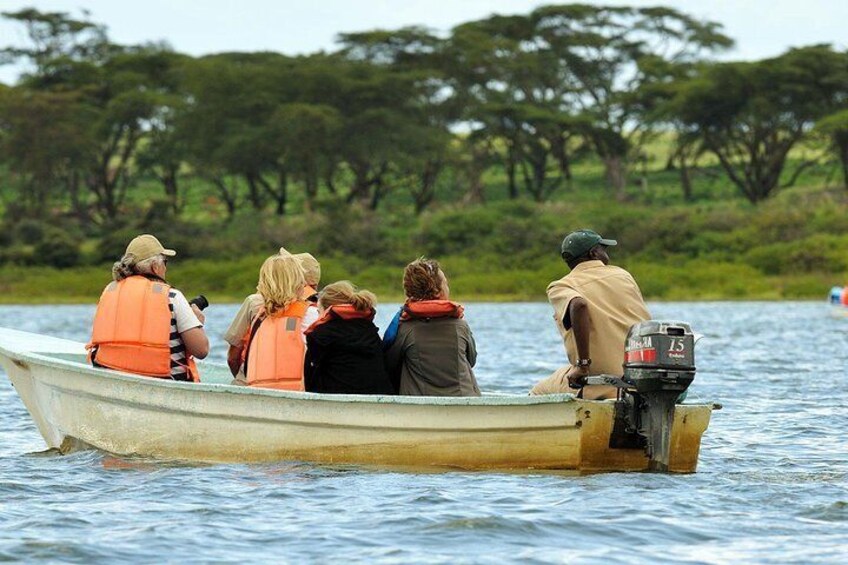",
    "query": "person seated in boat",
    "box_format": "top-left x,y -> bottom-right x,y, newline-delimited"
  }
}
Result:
230,254 -> 310,391
384,258 -> 480,397
303,281 -> 395,395
88,234 -> 209,382
224,247 -> 321,383
531,229 -> 650,400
